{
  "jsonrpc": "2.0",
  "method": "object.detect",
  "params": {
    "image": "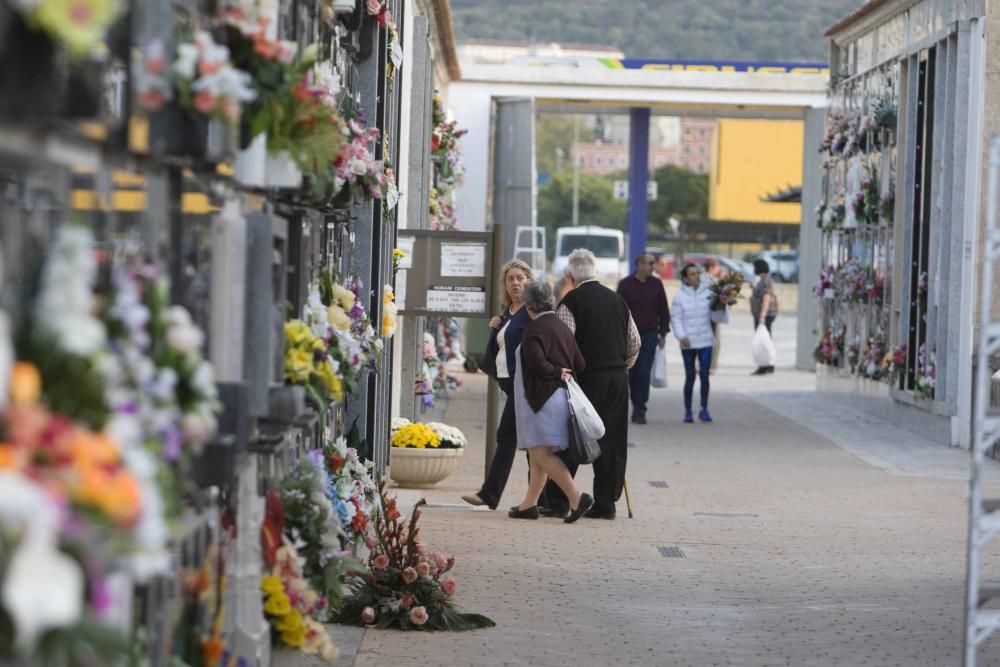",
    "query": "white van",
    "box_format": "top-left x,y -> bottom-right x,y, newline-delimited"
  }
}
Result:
552,226 -> 626,288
